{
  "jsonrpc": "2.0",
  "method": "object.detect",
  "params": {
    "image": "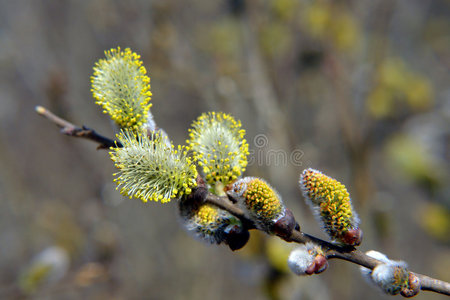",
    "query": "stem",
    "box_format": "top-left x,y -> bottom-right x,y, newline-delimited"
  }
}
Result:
36,106 -> 450,297
35,106 -> 122,149
417,274 -> 450,296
